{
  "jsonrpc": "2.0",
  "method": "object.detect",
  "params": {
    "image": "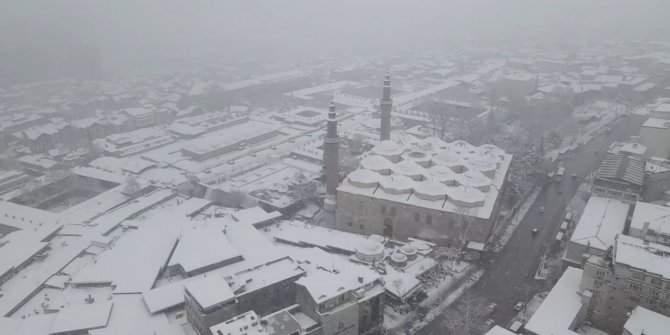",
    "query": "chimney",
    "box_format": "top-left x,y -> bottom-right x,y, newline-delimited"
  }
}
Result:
358,275 -> 364,283
642,221 -> 650,238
